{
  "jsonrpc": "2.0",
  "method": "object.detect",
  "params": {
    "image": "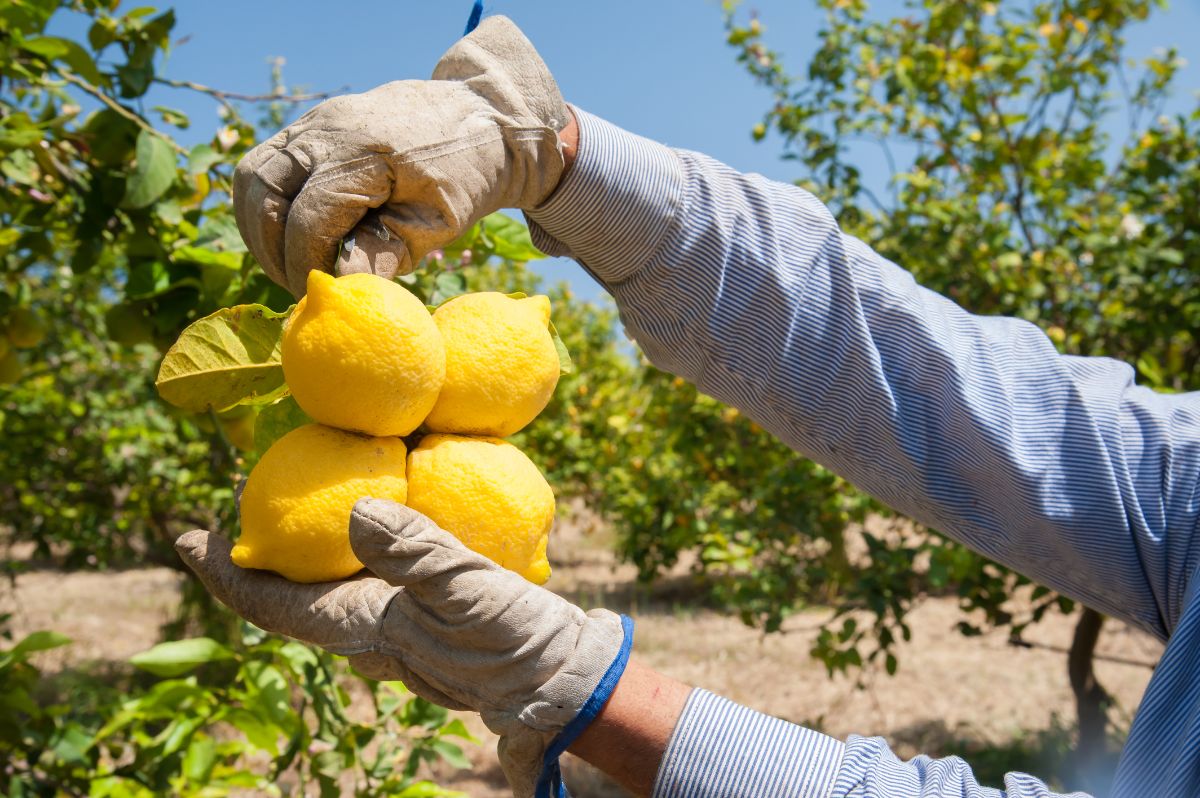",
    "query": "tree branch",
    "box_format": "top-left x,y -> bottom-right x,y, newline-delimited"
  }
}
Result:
54,68 -> 187,156
153,76 -> 347,107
